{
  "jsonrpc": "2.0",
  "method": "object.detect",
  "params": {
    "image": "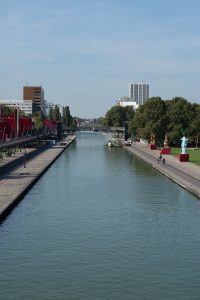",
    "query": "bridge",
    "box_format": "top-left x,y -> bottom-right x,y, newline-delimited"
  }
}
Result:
65,126 -> 125,132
